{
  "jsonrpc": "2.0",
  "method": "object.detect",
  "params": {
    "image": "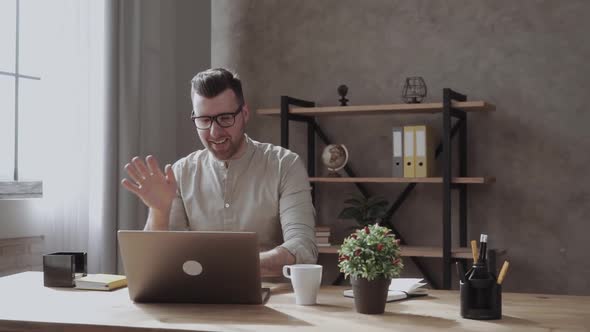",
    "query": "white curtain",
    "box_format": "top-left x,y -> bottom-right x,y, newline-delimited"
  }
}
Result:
18,0 -> 112,272
115,0 -> 178,272
22,0 -> 178,273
